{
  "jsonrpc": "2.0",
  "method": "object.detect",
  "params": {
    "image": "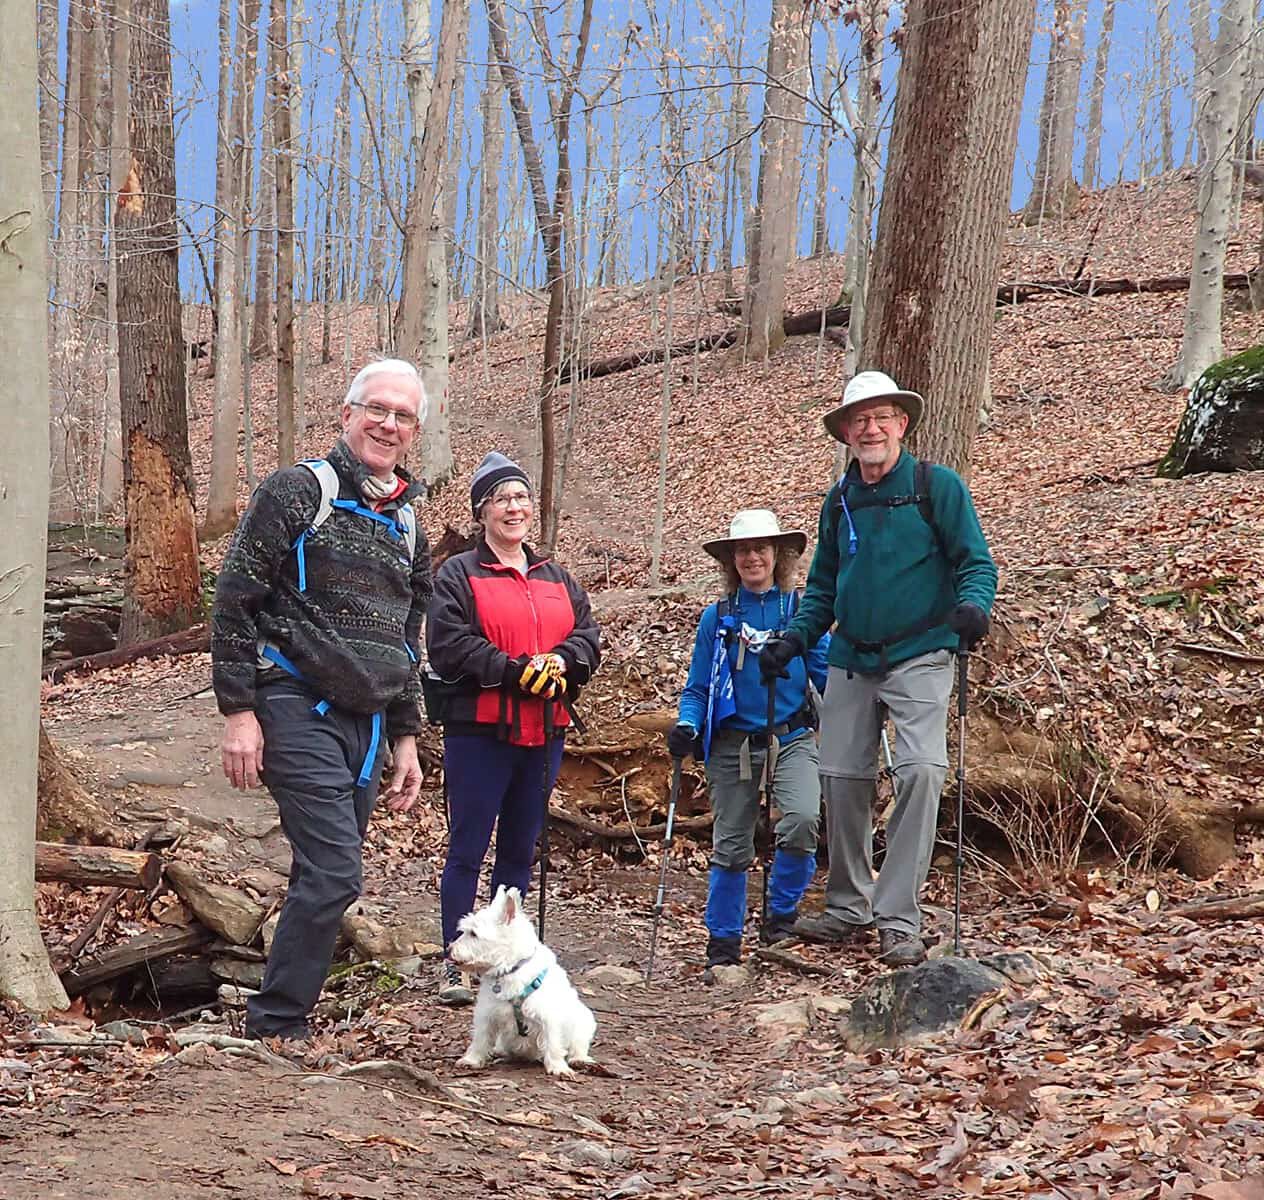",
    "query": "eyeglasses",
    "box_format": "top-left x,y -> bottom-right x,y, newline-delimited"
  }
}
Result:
489,491 -> 533,510
847,409 -> 903,431
349,400 -> 420,430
